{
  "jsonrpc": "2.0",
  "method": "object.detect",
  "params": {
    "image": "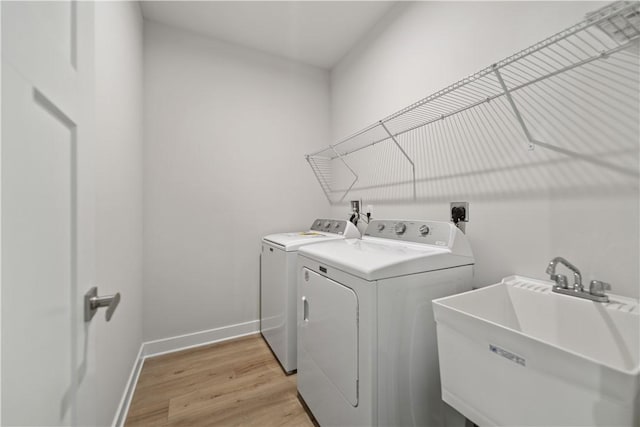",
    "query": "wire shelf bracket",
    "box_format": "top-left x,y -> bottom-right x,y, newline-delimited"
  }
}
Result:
493,66 -> 535,151
379,121 -> 417,200
306,145 -> 359,203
